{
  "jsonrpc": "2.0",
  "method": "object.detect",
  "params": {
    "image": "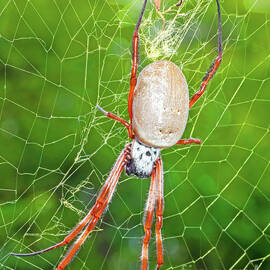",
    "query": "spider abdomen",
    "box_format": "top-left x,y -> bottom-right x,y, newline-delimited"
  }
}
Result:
132,60 -> 189,148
